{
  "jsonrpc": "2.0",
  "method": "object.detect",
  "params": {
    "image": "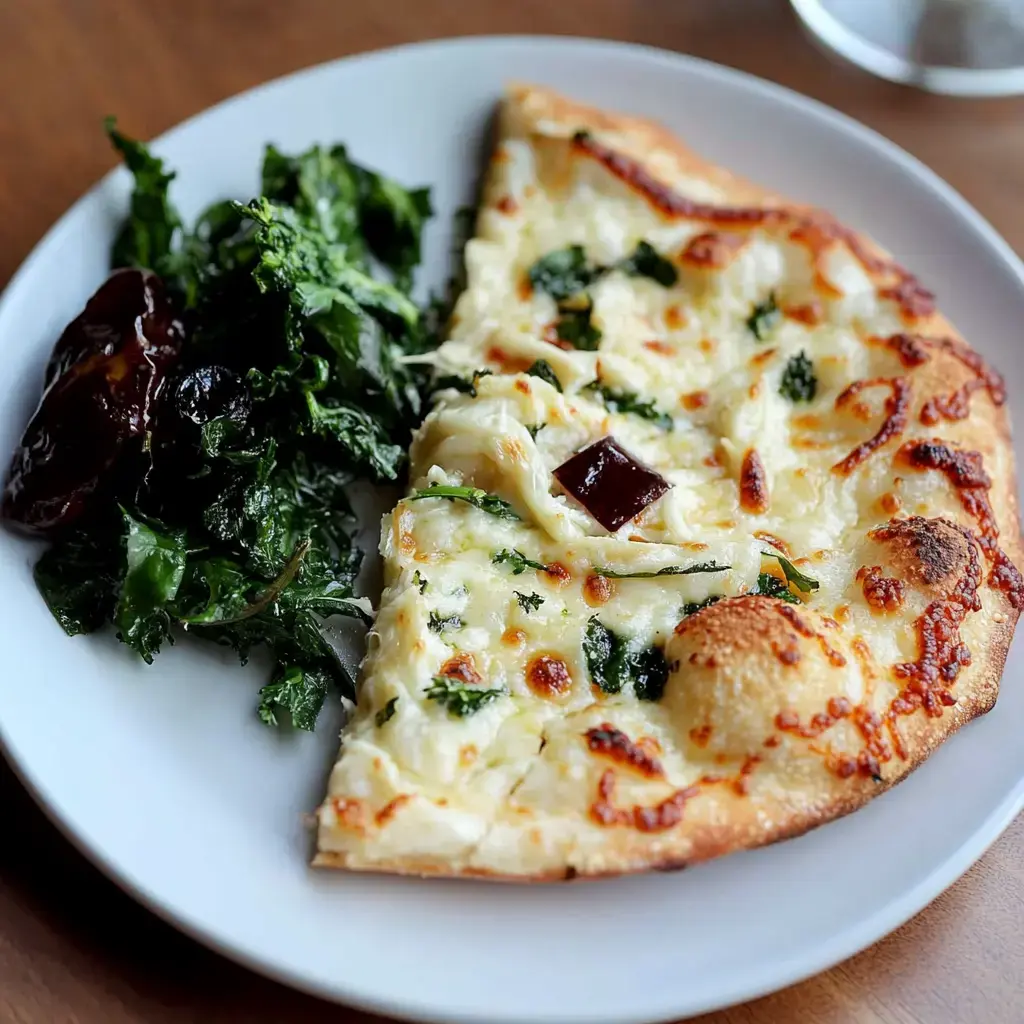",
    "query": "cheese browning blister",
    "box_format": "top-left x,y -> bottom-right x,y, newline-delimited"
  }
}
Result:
315,86 -> 1023,878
